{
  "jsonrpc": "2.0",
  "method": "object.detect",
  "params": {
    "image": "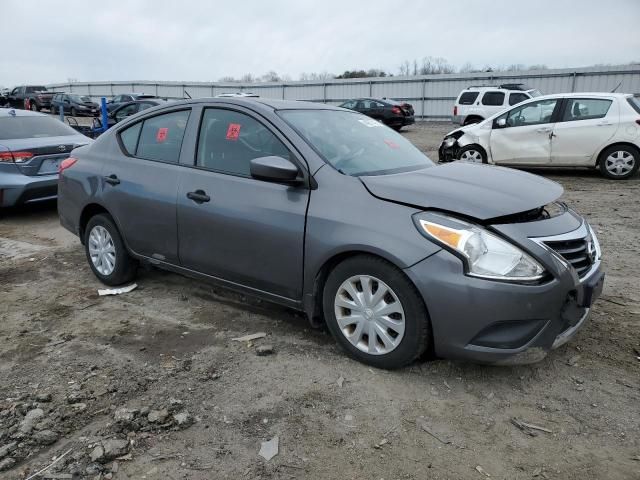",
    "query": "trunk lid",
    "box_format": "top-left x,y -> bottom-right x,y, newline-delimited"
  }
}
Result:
0,136 -> 89,176
360,162 -> 563,221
